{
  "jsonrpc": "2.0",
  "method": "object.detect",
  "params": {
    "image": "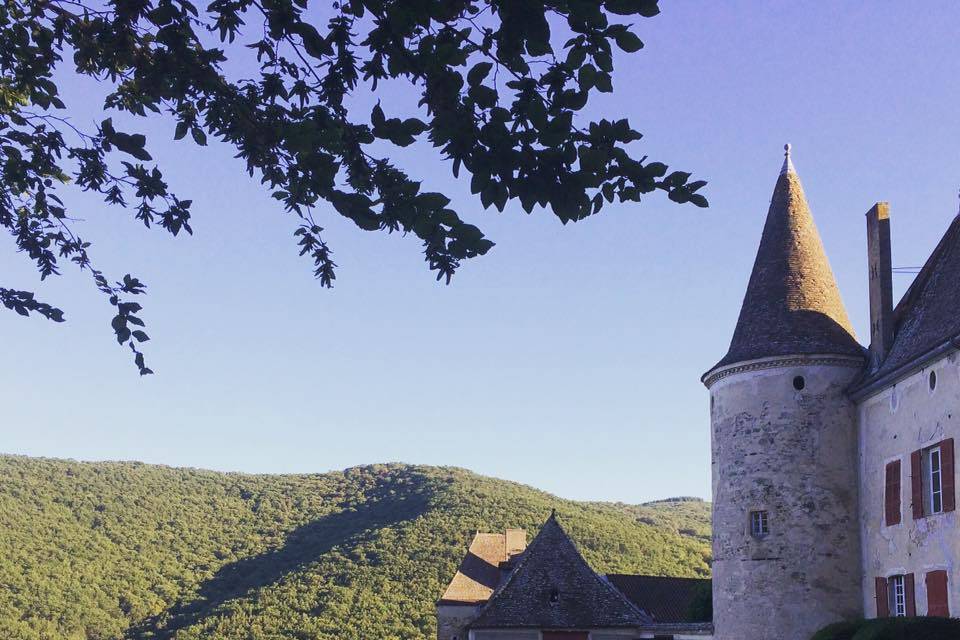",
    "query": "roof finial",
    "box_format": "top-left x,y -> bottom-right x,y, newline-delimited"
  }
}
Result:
780,143 -> 795,175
